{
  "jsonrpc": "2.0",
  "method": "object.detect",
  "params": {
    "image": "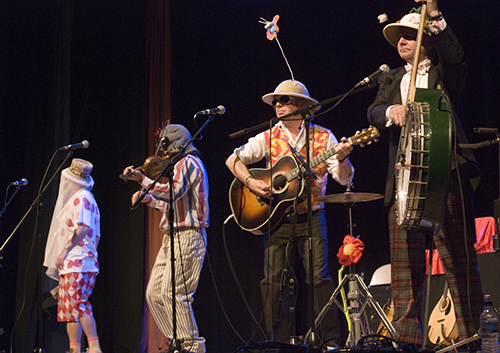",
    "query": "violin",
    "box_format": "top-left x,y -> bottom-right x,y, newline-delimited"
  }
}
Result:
120,149 -> 180,182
